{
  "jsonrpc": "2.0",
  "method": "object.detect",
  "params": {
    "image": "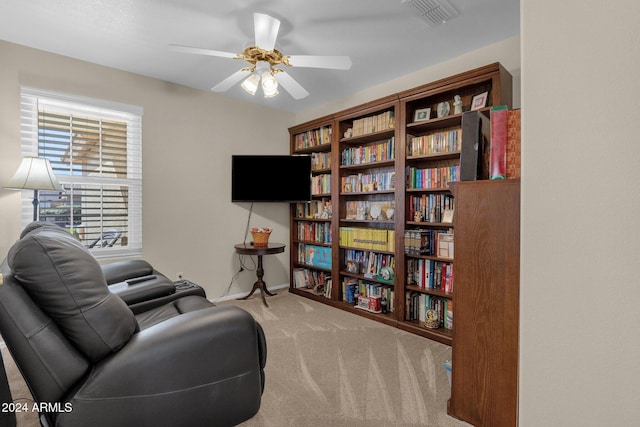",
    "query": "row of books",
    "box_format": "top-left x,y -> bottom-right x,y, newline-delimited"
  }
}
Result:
344,249 -> 395,277
297,244 -> 332,270
292,268 -> 332,298
294,126 -> 332,150
340,227 -> 396,252
311,173 -> 331,195
341,137 -> 395,166
405,292 -> 453,330
406,165 -> 460,190
343,278 -> 394,313
349,110 -> 395,137
311,152 -> 331,171
343,199 -> 395,221
341,169 -> 395,193
408,193 -> 454,223
404,228 -> 454,258
407,128 -> 462,157
295,221 -> 331,244
406,259 -> 454,293
294,199 -> 332,219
